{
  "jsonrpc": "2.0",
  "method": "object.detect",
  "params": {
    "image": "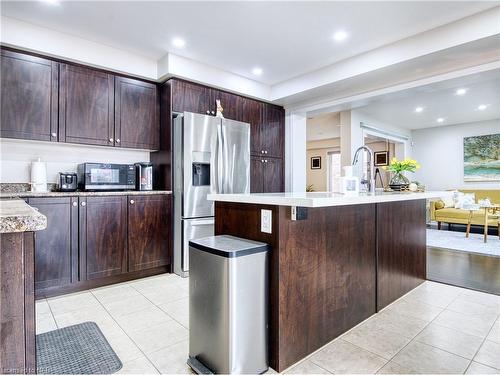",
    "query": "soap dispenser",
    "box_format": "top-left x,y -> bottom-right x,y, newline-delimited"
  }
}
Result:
341,166 -> 359,196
